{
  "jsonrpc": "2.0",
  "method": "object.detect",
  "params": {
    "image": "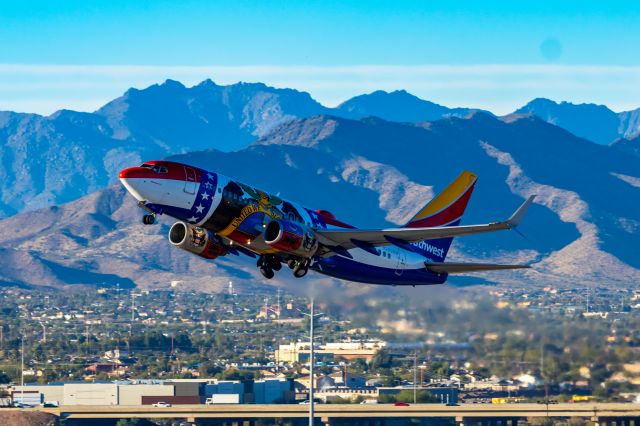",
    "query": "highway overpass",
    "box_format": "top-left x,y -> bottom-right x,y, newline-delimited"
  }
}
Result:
7,403 -> 640,425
